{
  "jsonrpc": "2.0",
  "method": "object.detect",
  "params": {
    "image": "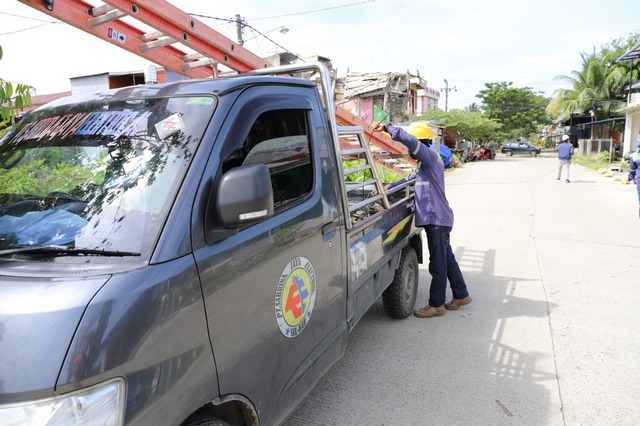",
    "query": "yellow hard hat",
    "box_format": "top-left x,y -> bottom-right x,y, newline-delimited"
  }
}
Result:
407,122 -> 435,140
